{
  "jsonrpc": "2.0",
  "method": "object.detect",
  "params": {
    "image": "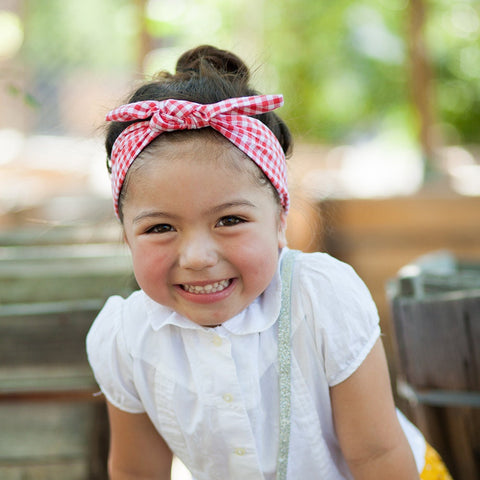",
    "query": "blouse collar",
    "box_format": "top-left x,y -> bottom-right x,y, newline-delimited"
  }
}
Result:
145,248 -> 286,335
